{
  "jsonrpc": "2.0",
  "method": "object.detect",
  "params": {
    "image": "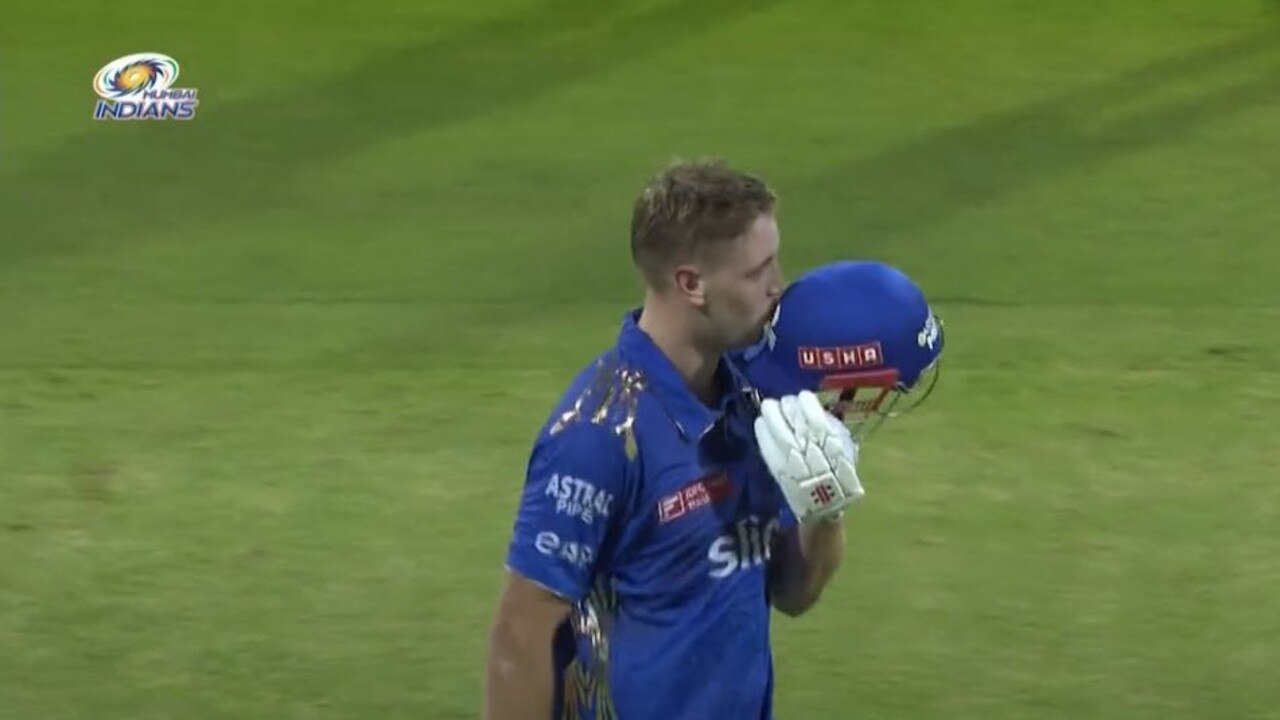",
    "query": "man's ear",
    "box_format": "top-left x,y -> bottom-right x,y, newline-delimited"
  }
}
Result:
672,264 -> 706,307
